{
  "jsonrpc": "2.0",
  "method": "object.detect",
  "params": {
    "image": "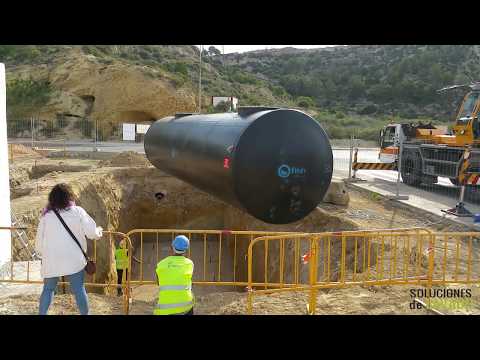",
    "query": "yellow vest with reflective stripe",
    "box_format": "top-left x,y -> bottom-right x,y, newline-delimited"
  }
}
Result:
115,248 -> 129,270
154,256 -> 194,315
